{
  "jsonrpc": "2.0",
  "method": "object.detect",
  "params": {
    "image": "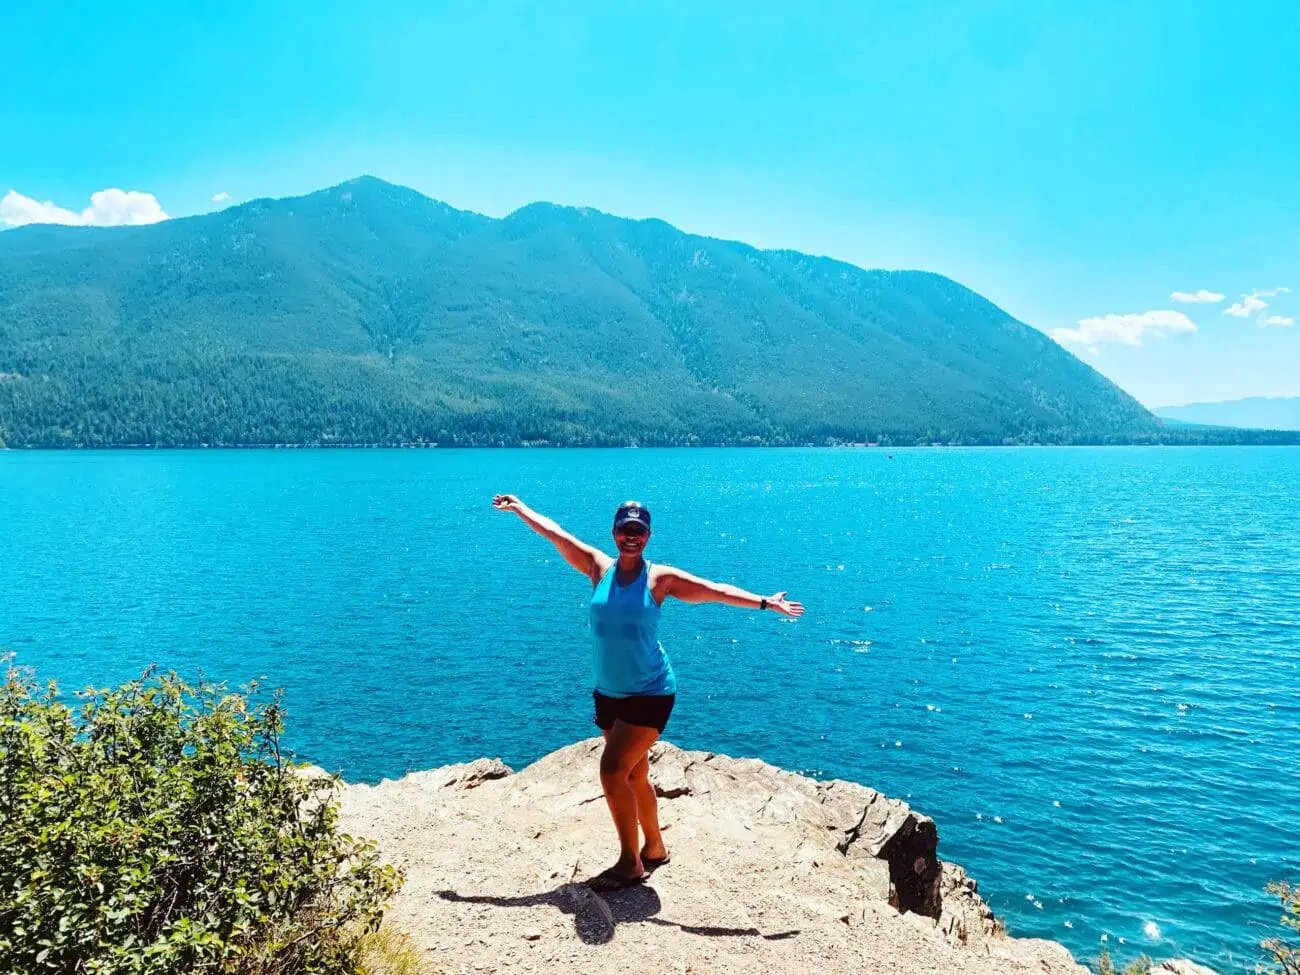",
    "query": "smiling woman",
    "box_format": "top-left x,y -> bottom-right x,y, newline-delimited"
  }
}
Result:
491,493 -> 803,891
